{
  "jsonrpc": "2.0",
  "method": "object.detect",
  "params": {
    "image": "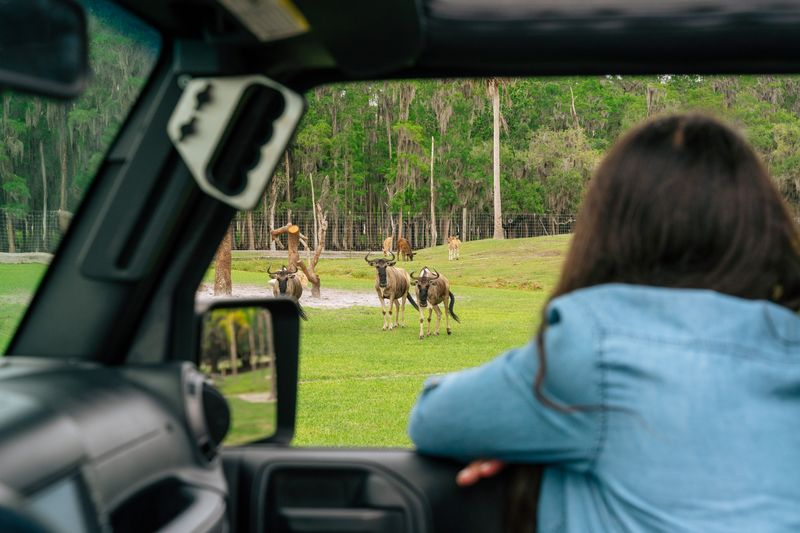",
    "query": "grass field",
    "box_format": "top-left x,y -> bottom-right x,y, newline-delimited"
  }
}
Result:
0,235 -> 570,447
0,263 -> 46,353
